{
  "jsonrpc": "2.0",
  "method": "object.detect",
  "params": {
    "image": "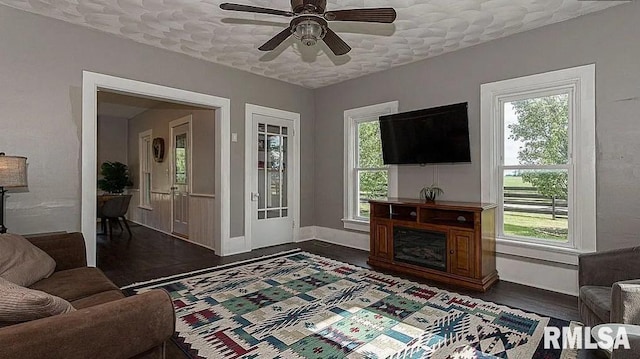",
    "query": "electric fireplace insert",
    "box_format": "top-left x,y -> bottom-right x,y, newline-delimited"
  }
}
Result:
393,226 -> 447,271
